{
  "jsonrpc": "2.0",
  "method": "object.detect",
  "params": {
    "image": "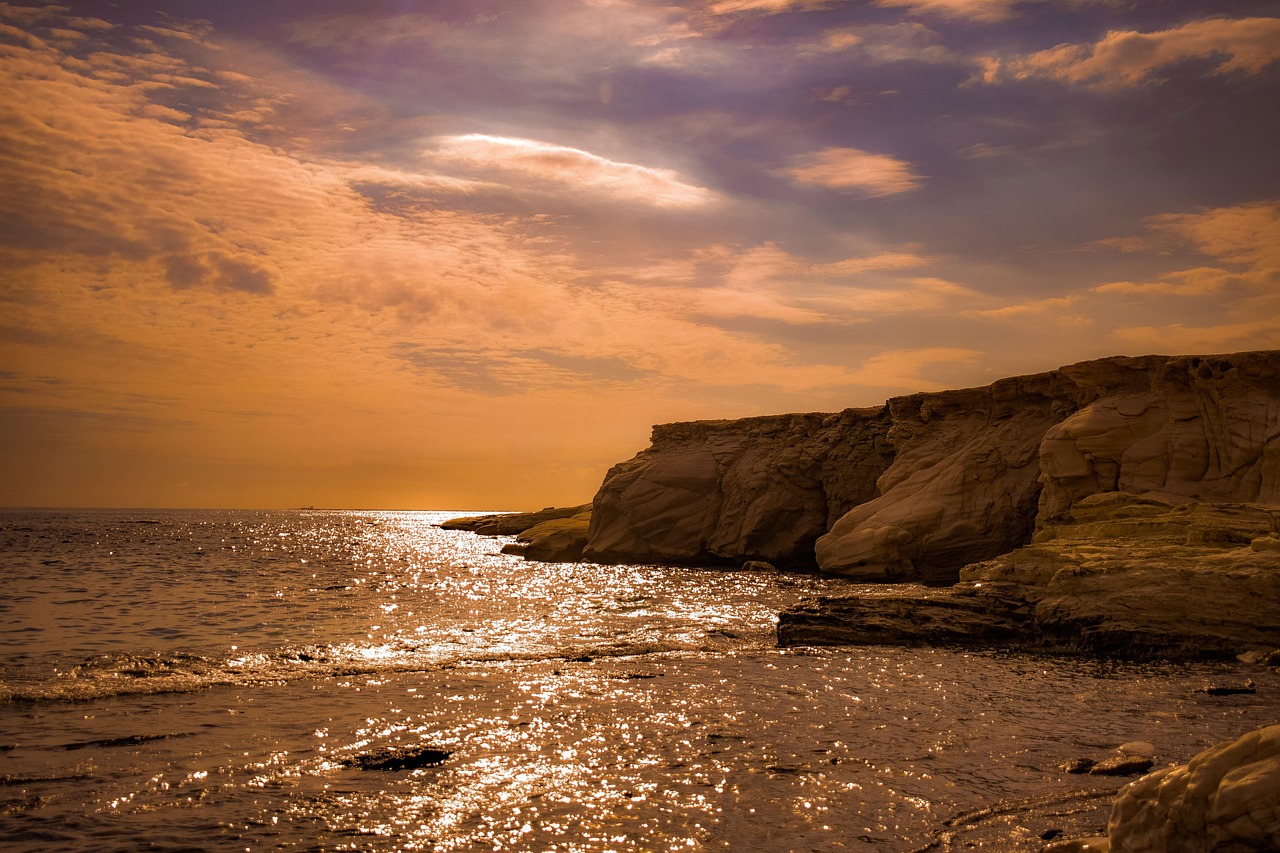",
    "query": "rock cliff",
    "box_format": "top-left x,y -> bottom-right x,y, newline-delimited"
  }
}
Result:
586,350 -> 1280,657
586,352 -> 1280,582
583,410 -> 893,568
